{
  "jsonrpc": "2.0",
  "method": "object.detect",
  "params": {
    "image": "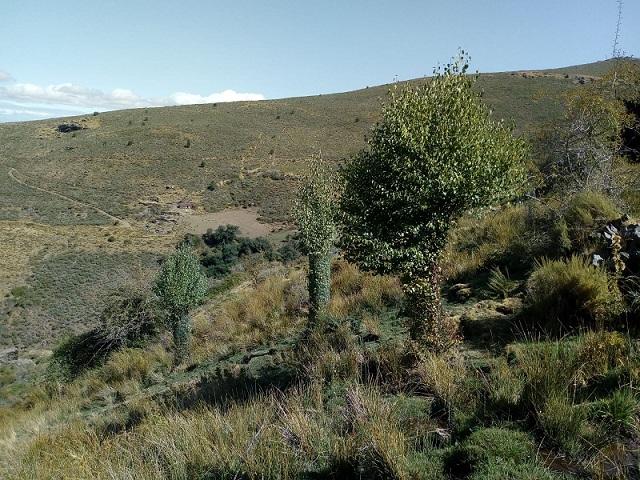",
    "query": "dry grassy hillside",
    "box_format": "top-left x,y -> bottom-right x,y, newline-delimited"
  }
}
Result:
0,60 -> 623,350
